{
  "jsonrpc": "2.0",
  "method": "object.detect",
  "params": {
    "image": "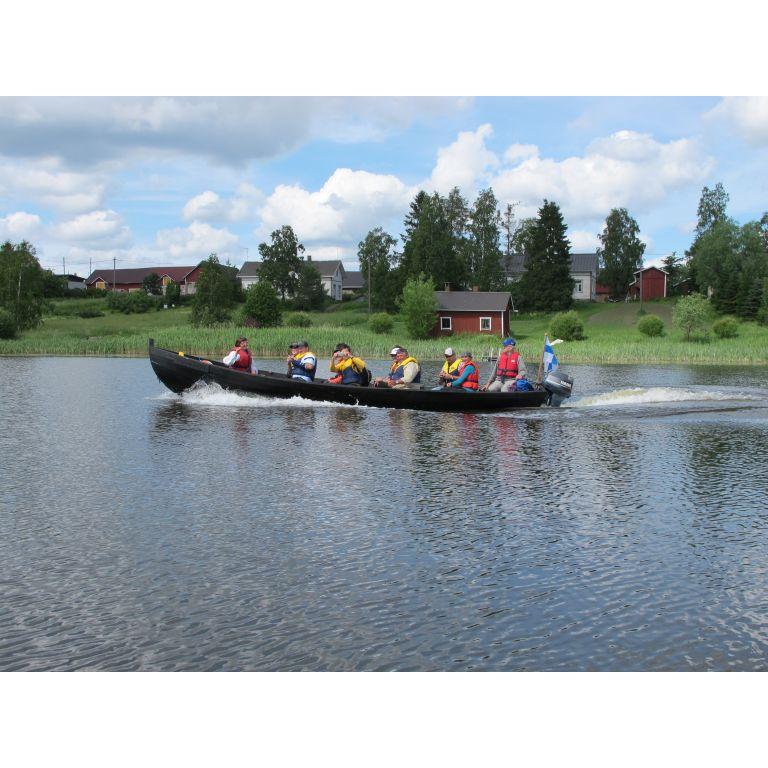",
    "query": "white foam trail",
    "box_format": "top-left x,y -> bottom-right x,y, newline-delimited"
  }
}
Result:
151,382 -> 361,409
570,387 -> 762,408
